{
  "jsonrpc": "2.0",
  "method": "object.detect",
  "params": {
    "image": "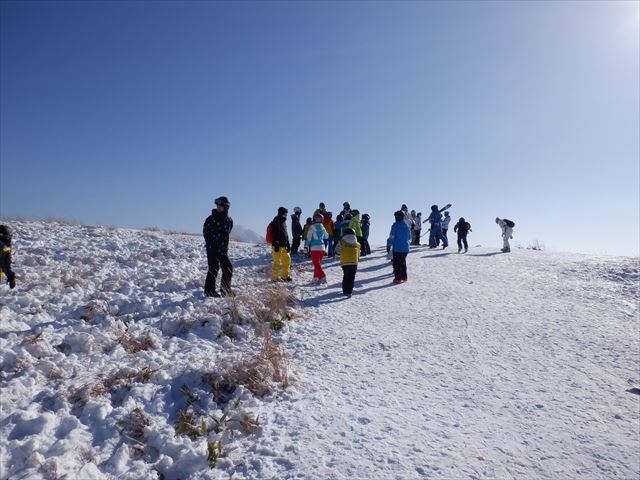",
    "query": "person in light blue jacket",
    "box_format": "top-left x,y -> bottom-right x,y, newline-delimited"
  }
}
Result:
306,213 -> 329,283
388,210 -> 411,284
